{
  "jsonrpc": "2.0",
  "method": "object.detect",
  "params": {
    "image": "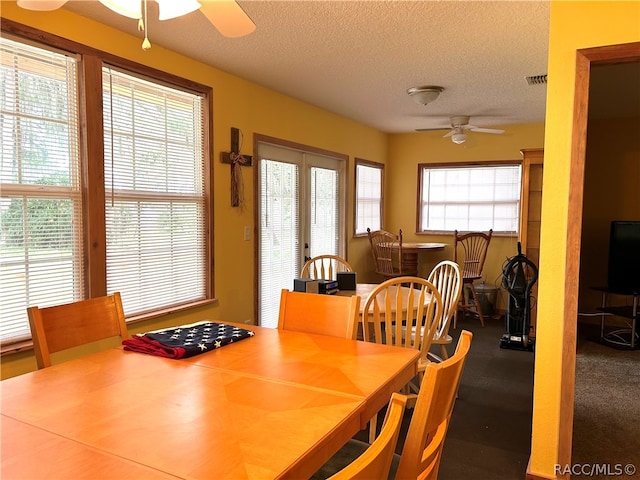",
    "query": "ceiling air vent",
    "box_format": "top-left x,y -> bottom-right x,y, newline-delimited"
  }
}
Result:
525,74 -> 548,85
